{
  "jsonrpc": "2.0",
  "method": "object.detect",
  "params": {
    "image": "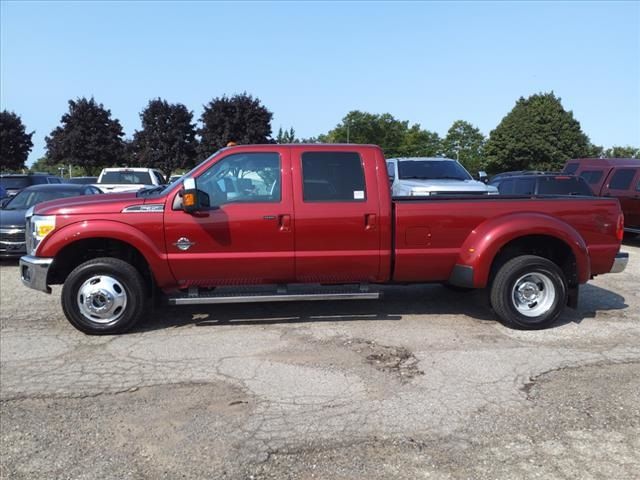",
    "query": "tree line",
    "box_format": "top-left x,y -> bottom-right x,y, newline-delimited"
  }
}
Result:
1,91 -> 638,177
